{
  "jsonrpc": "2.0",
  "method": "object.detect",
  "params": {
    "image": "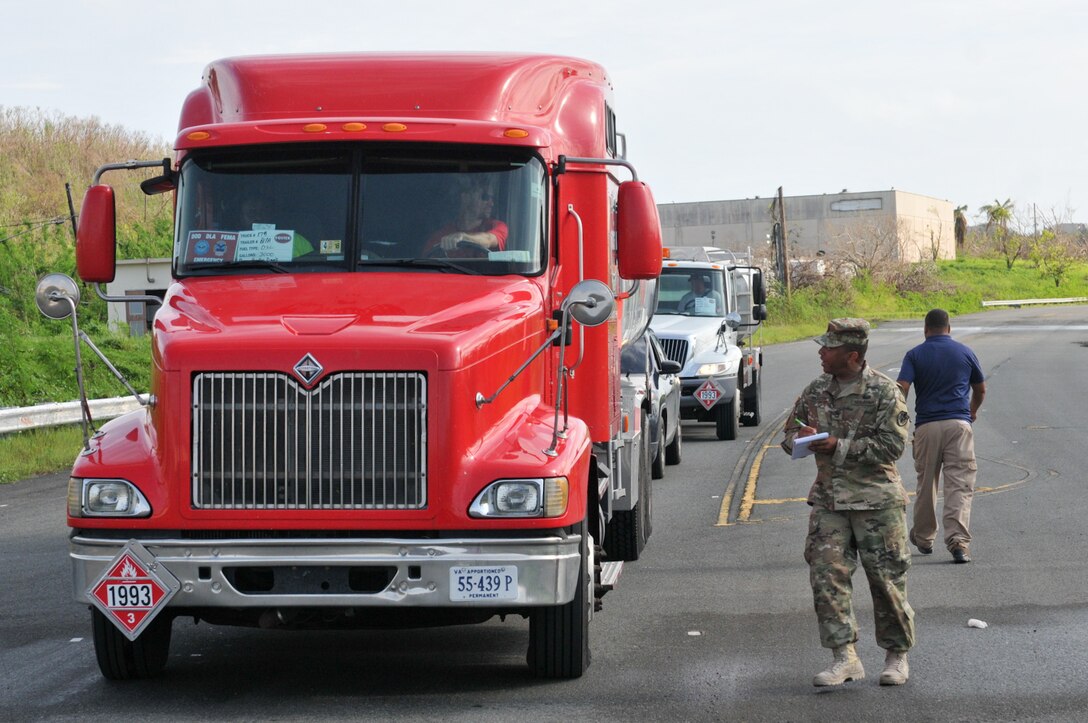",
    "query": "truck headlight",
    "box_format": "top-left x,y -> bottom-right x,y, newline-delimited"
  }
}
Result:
696,362 -> 730,376
469,478 -> 568,518
68,478 -> 151,518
